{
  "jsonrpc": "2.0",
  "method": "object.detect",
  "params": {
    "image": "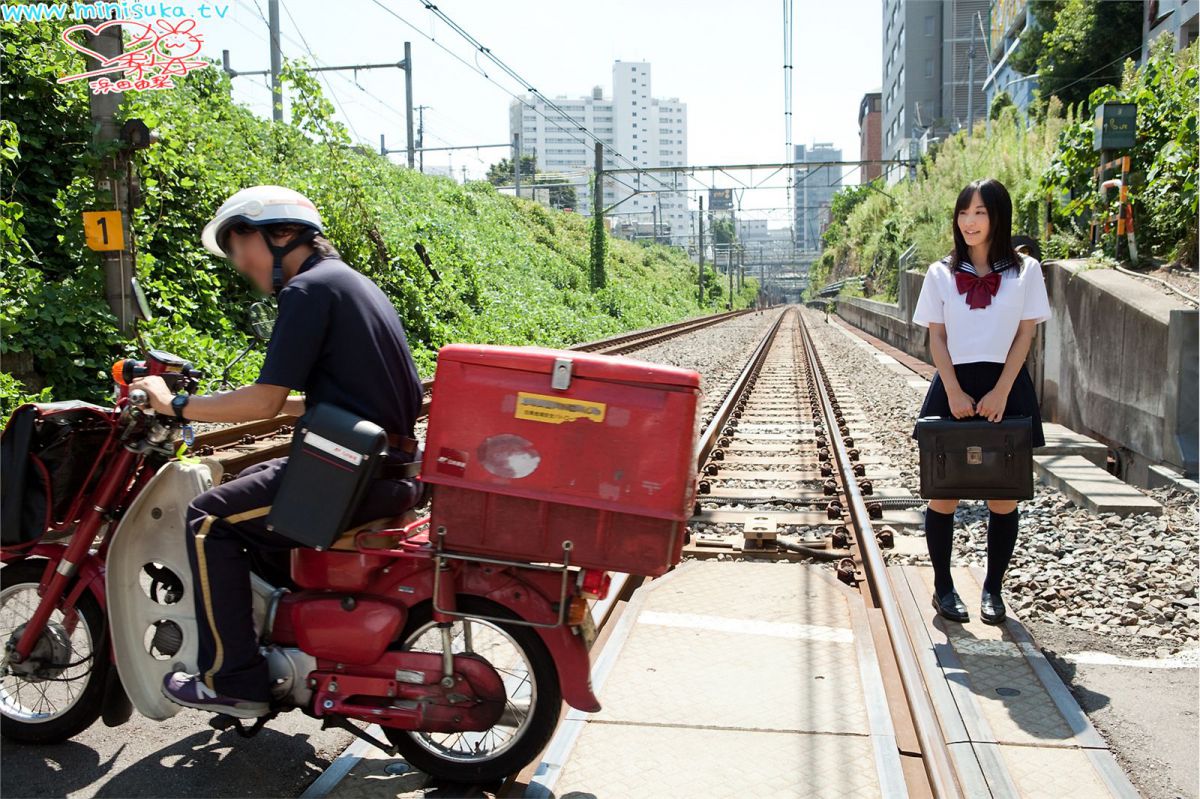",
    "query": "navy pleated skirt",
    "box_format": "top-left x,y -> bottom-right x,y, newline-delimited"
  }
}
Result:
911,361 -> 1046,449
